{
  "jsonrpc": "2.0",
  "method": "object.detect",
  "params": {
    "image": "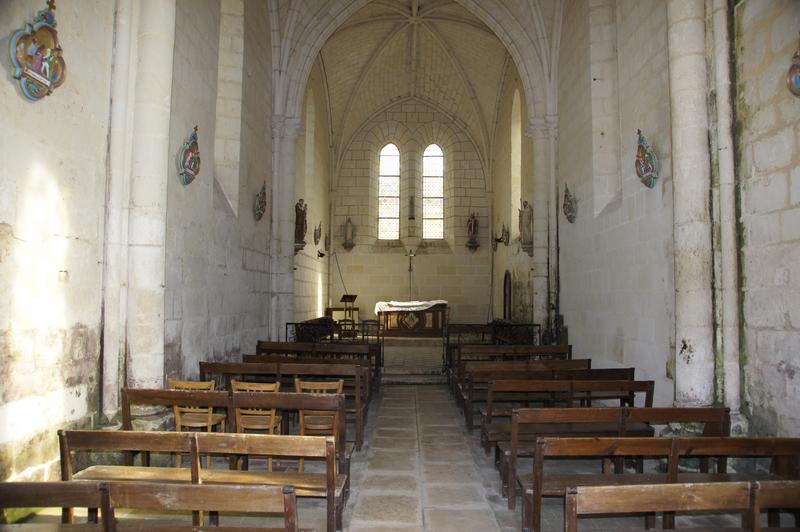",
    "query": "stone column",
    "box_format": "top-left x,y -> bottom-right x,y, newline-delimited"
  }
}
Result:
667,0 -> 715,406
711,0 -> 742,422
269,117 -> 303,340
126,0 -> 176,389
102,0 -> 137,419
527,118 -> 550,327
